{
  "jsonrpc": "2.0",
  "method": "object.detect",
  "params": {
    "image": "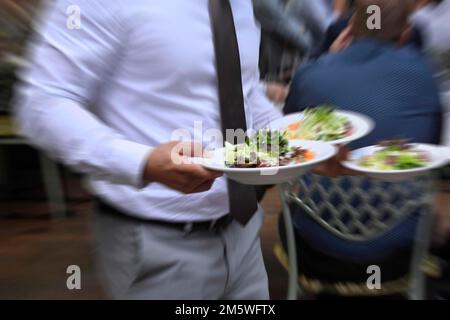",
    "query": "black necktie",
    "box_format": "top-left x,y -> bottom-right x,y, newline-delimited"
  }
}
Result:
209,0 -> 258,225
